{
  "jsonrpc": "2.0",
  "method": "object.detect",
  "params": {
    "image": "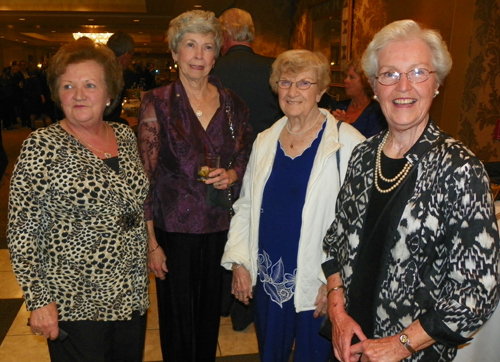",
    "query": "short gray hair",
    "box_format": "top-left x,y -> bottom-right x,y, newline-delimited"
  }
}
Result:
167,10 -> 222,57
219,8 -> 255,43
362,19 -> 452,85
270,50 -> 331,93
107,32 -> 134,57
